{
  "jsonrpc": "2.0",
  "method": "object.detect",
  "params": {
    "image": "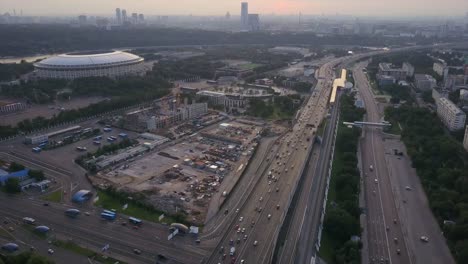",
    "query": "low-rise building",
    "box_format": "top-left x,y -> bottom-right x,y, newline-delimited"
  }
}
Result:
414,74 -> 437,91
378,62 -> 413,81
436,97 -> 466,131
377,75 -> 396,86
